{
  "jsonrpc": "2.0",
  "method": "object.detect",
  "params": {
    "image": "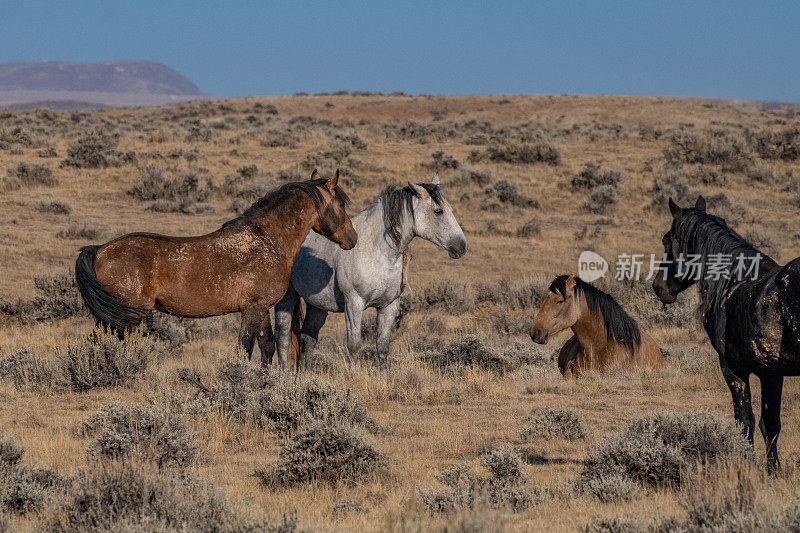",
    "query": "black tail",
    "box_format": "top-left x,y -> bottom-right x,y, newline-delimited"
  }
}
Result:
75,245 -> 150,332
